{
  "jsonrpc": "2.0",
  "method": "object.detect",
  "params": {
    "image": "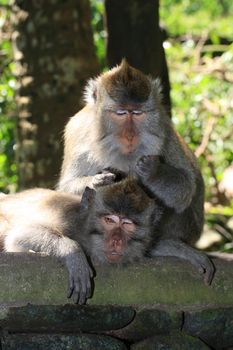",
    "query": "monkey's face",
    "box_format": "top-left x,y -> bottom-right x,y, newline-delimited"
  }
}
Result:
106,106 -> 146,155
88,211 -> 153,266
84,178 -> 162,265
85,59 -> 165,156
100,214 -> 136,263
